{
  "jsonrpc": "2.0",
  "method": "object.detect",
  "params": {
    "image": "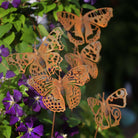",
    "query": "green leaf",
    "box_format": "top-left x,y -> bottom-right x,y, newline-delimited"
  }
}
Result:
3,32 -> 15,45
15,41 -> 33,53
0,93 -> 4,109
82,4 -> 96,10
2,14 -> 15,24
19,85 -> 29,96
38,24 -> 49,37
68,0 -> 80,8
65,5 -> 71,12
21,25 -> 36,44
53,4 -> 63,21
13,20 -> 22,32
44,3 -> 56,13
134,133 -> 138,138
2,125 -> 12,138
0,7 -> 17,18
19,14 -> 26,26
70,5 -> 80,16
67,117 -> 81,127
0,23 -> 12,38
